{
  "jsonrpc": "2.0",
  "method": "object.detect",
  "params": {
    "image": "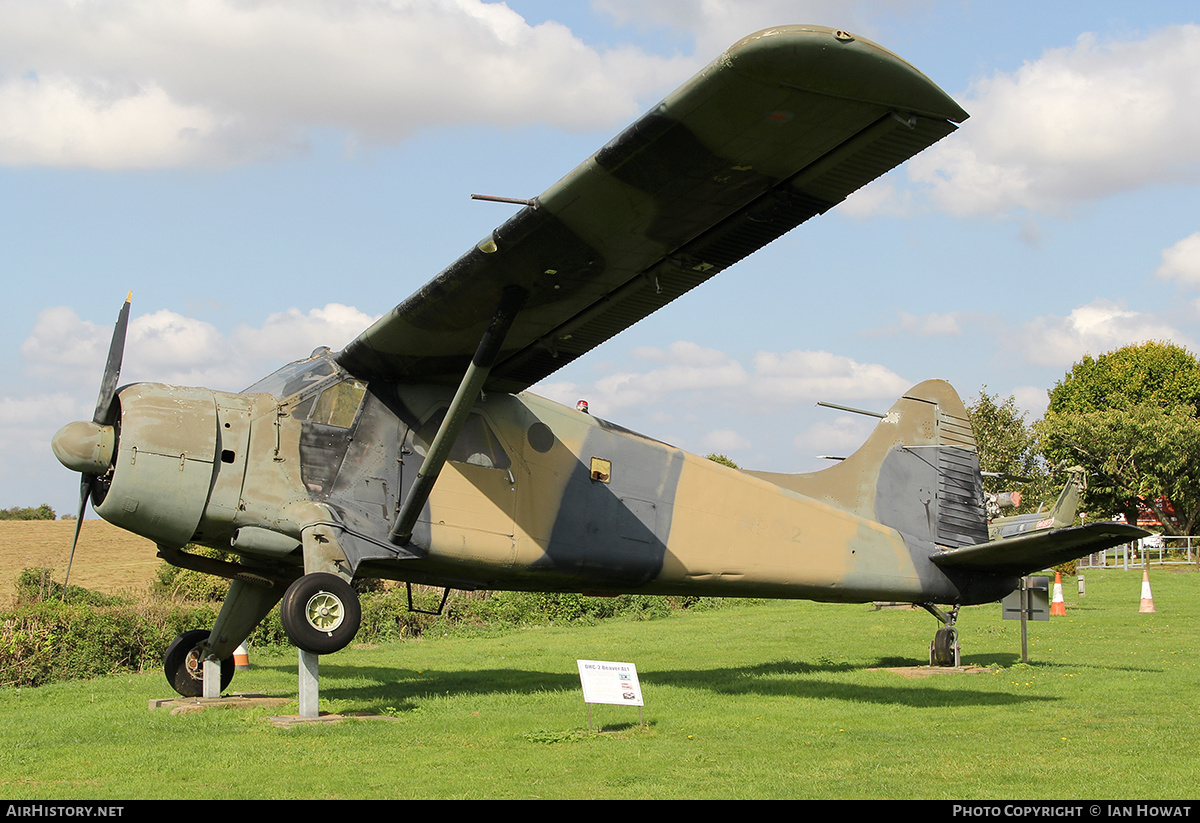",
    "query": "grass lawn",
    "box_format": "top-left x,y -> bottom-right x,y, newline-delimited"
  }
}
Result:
1,568 -> 1196,799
